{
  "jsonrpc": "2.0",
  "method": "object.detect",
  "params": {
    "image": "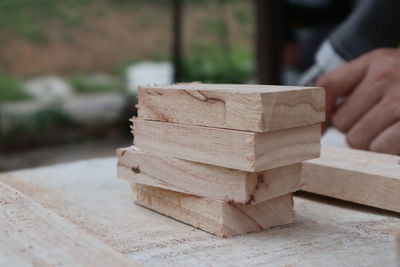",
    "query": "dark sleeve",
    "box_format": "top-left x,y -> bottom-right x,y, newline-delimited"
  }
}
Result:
329,0 -> 400,61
